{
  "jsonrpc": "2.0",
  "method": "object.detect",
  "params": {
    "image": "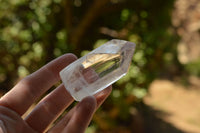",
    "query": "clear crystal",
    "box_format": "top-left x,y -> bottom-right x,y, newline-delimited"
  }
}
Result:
60,39 -> 136,101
